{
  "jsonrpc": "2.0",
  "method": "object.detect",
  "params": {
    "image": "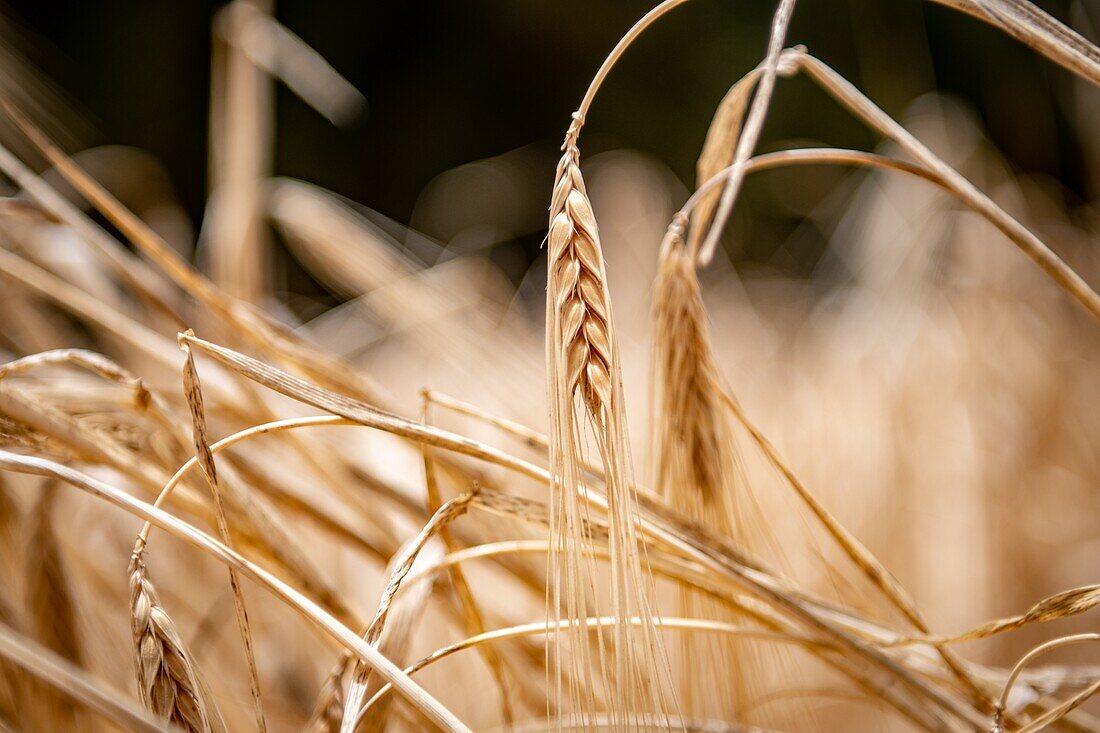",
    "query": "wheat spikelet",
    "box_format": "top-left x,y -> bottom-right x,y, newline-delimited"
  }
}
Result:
128,542 -> 224,733
303,661 -> 345,733
651,218 -> 756,723
546,114 -> 676,731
